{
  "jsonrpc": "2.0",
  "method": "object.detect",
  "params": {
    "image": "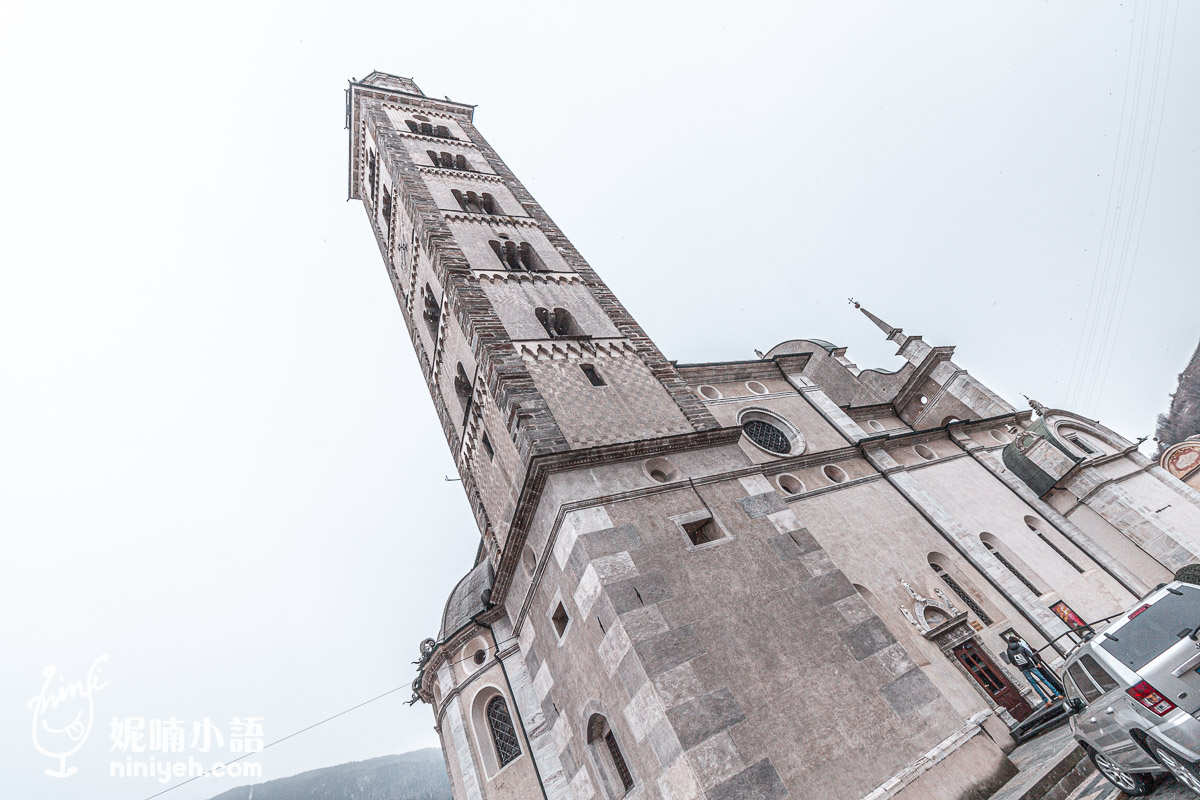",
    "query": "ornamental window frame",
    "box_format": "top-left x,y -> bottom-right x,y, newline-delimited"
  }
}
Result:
736,408 -> 805,457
